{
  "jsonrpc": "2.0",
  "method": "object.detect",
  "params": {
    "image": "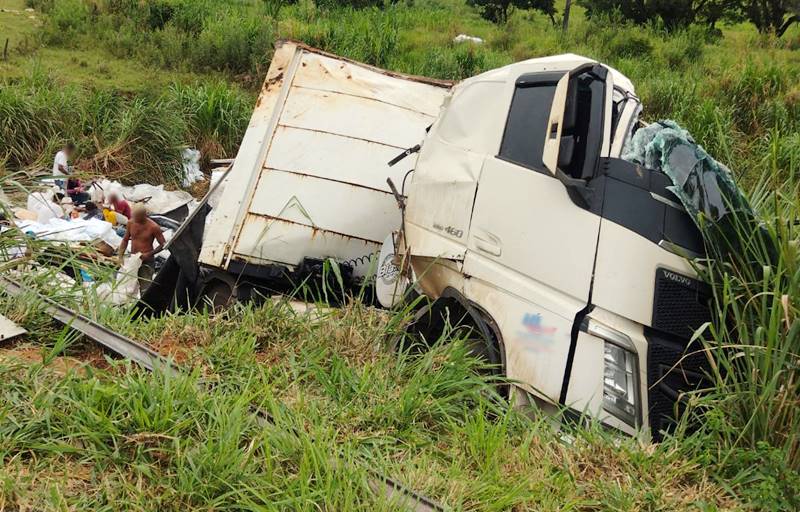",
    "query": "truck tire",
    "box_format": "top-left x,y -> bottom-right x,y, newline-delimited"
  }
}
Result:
395,288 -> 507,398
197,271 -> 239,311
